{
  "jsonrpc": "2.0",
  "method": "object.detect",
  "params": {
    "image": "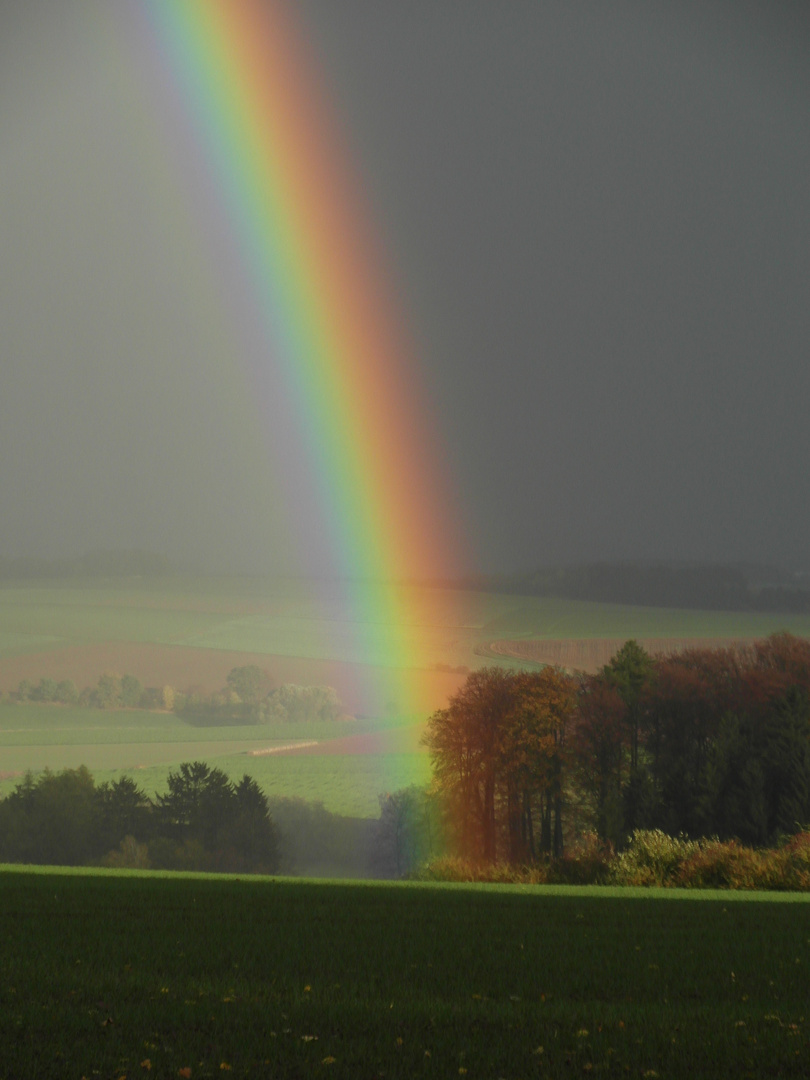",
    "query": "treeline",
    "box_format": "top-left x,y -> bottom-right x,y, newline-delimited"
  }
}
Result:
0,549 -> 177,579
0,762 -> 279,873
7,664 -> 348,725
0,765 -> 436,878
502,562 -> 810,613
424,633 -> 810,866
179,672 -> 346,726
12,672 -> 171,711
